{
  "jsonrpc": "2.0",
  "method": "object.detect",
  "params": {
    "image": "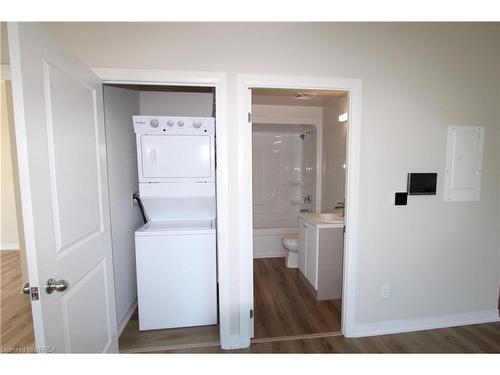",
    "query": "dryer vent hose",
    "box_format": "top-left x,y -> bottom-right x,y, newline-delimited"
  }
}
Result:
133,193 -> 148,224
